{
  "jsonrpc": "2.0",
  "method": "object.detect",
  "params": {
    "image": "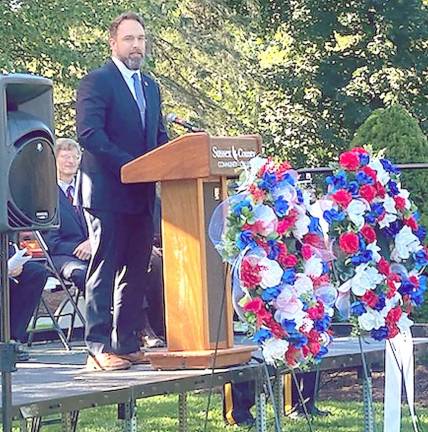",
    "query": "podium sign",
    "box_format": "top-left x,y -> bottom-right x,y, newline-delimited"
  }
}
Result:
122,133 -> 261,369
